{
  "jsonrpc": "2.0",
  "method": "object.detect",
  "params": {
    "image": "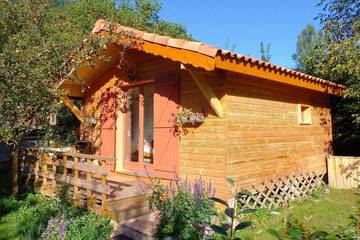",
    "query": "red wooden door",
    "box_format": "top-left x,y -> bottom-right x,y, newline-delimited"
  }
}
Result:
154,73 -> 180,179
100,87 -> 117,171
